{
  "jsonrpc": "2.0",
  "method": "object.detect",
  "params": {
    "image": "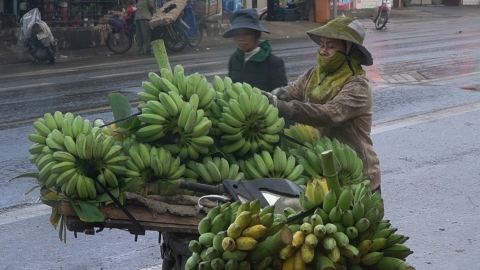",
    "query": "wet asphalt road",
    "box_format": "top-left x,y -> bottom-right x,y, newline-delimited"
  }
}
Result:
0,10 -> 479,269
